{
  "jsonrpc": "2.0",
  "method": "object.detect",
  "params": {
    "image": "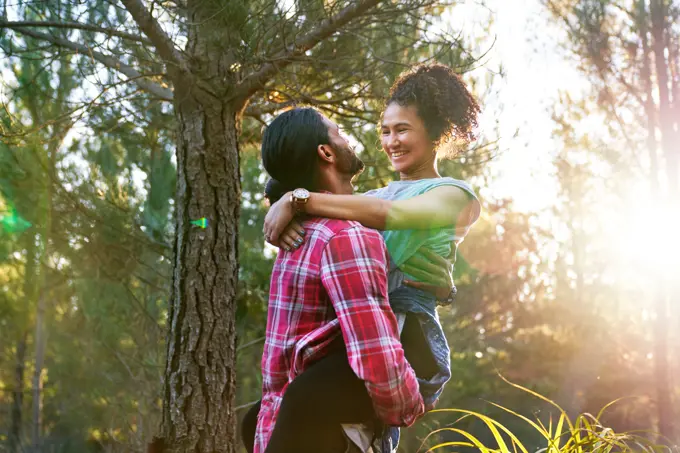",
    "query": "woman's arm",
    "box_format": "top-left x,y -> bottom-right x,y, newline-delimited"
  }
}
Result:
264,186 -> 475,243
383,186 -> 475,230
